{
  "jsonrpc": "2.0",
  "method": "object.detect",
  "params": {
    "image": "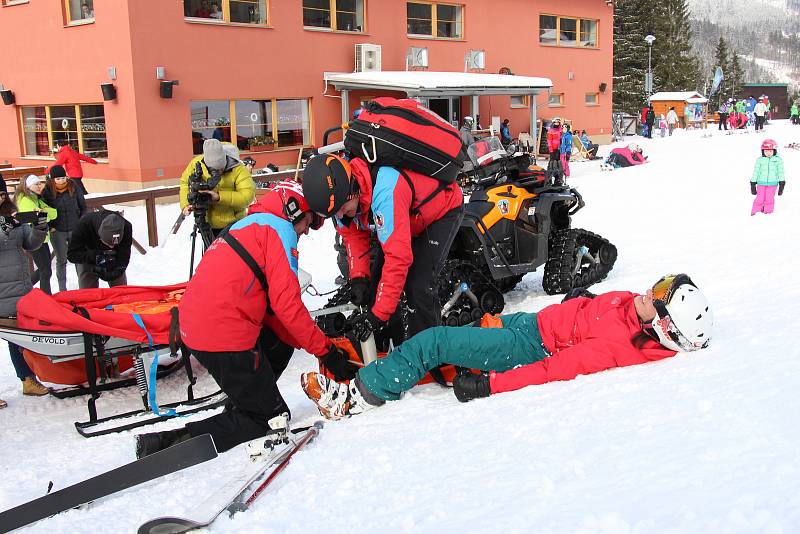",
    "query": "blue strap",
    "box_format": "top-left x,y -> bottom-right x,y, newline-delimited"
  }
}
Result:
132,313 -> 178,417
